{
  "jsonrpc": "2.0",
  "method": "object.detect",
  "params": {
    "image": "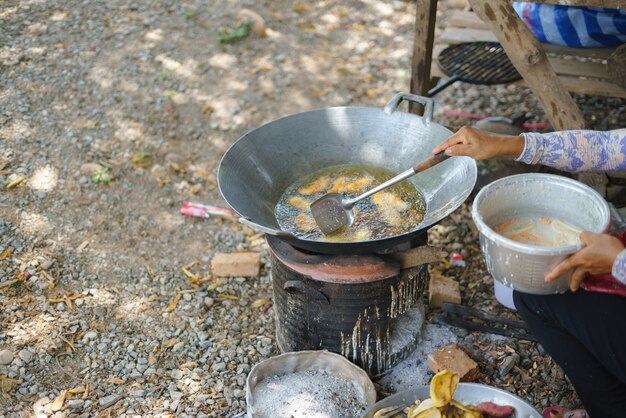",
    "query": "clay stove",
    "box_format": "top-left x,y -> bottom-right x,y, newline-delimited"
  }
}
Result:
267,235 -> 430,376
